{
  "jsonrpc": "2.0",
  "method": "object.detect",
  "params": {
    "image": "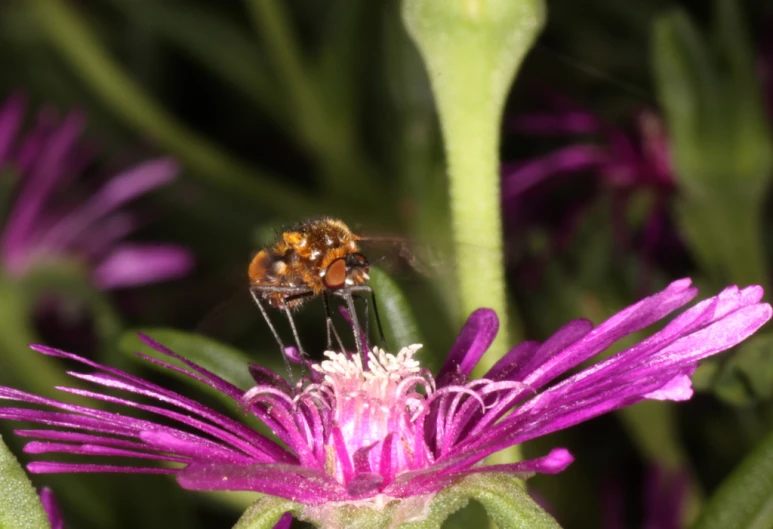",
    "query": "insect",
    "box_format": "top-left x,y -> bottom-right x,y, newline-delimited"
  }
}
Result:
248,217 -> 385,371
